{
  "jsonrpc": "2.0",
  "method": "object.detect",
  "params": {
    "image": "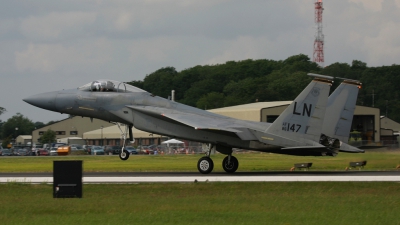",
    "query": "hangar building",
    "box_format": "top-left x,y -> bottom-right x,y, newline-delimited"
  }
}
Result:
31,117 -> 114,145
83,125 -> 166,146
